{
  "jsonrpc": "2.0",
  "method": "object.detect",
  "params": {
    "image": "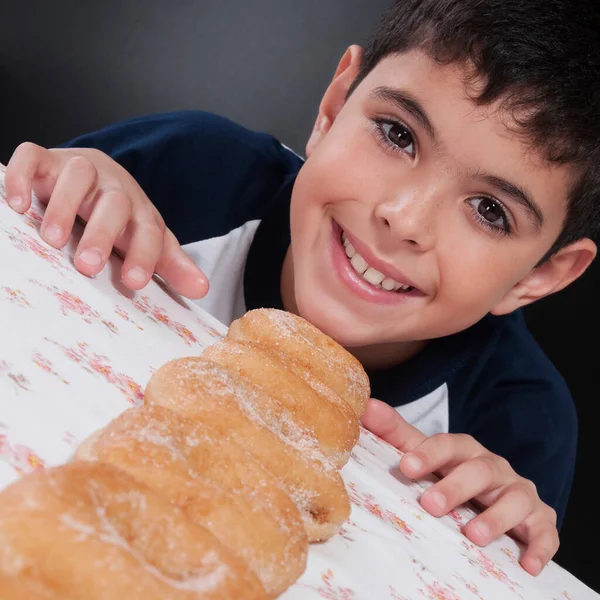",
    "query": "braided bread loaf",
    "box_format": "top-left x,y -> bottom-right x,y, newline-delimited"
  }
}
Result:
0,309 -> 369,598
